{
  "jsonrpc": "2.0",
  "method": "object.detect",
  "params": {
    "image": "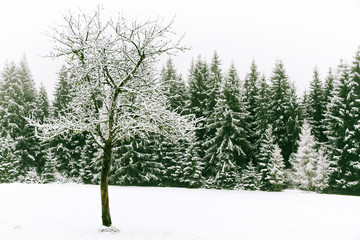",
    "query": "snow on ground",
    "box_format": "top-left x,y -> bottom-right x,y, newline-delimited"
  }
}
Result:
0,183 -> 359,240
